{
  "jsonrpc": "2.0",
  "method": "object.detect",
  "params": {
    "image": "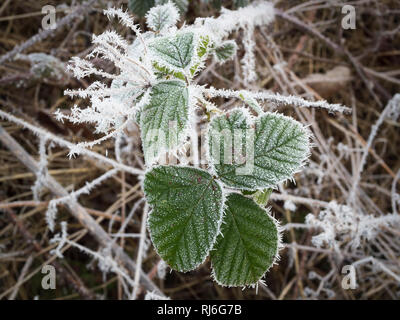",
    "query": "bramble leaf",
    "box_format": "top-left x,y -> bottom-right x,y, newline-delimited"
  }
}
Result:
189,36 -> 211,76
128,0 -> 188,17
145,2 -> 179,32
144,166 -> 224,272
153,61 -> 186,81
140,80 -> 189,165
149,32 -> 195,72
211,193 -> 279,287
157,0 -> 188,14
214,40 -> 237,62
208,108 -> 310,190
253,188 -> 272,206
